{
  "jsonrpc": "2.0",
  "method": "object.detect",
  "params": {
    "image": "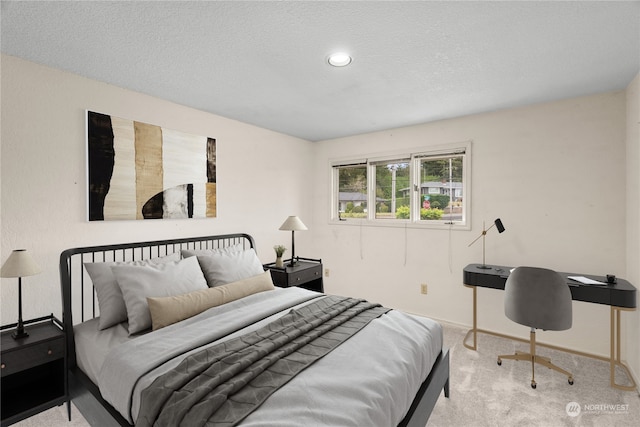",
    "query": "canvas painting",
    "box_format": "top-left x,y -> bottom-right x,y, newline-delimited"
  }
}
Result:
87,111 -> 216,221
